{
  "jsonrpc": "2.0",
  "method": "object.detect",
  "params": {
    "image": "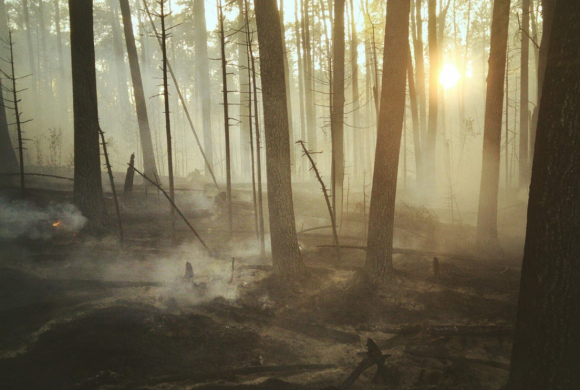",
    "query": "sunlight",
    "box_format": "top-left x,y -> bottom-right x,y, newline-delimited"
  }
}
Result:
439,63 -> 460,89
